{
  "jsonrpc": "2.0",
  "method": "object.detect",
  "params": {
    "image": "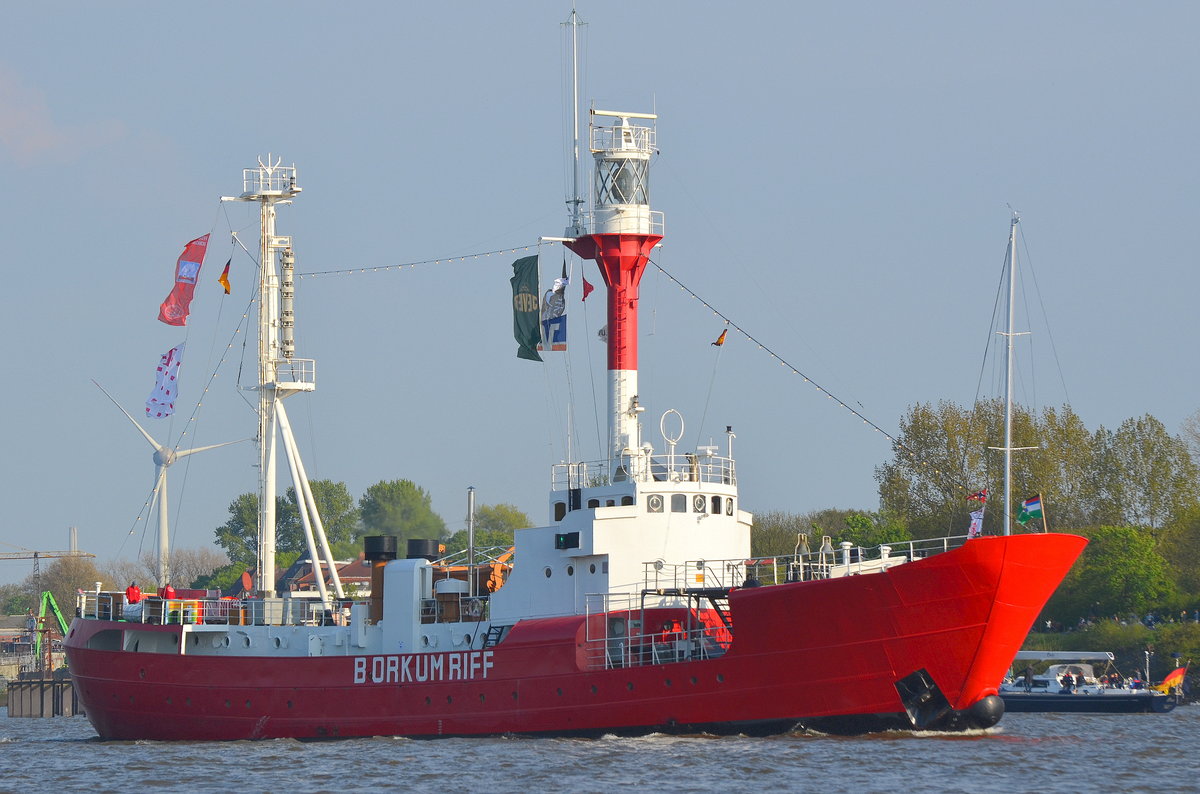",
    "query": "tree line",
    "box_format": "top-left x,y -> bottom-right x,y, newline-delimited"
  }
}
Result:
751,401 -> 1200,627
